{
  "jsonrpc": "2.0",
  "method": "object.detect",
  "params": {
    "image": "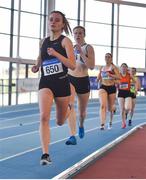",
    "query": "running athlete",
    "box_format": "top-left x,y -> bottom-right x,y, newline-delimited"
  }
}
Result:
31,11 -> 75,165
117,63 -> 135,128
128,67 -> 141,126
65,26 -> 95,145
97,53 -> 120,130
